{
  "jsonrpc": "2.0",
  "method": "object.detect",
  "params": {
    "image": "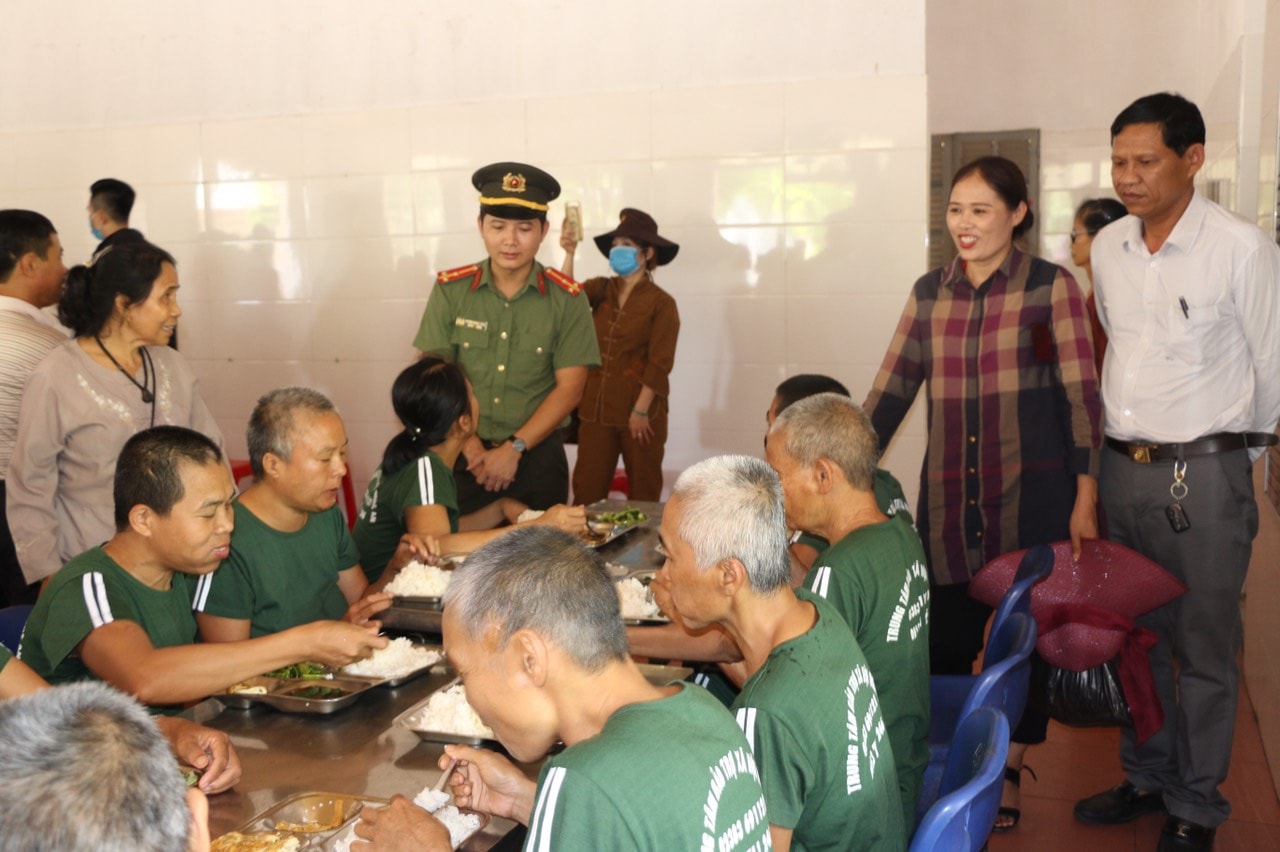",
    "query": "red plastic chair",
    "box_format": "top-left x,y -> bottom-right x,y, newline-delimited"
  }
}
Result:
609,468 -> 629,498
229,458 -> 358,530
